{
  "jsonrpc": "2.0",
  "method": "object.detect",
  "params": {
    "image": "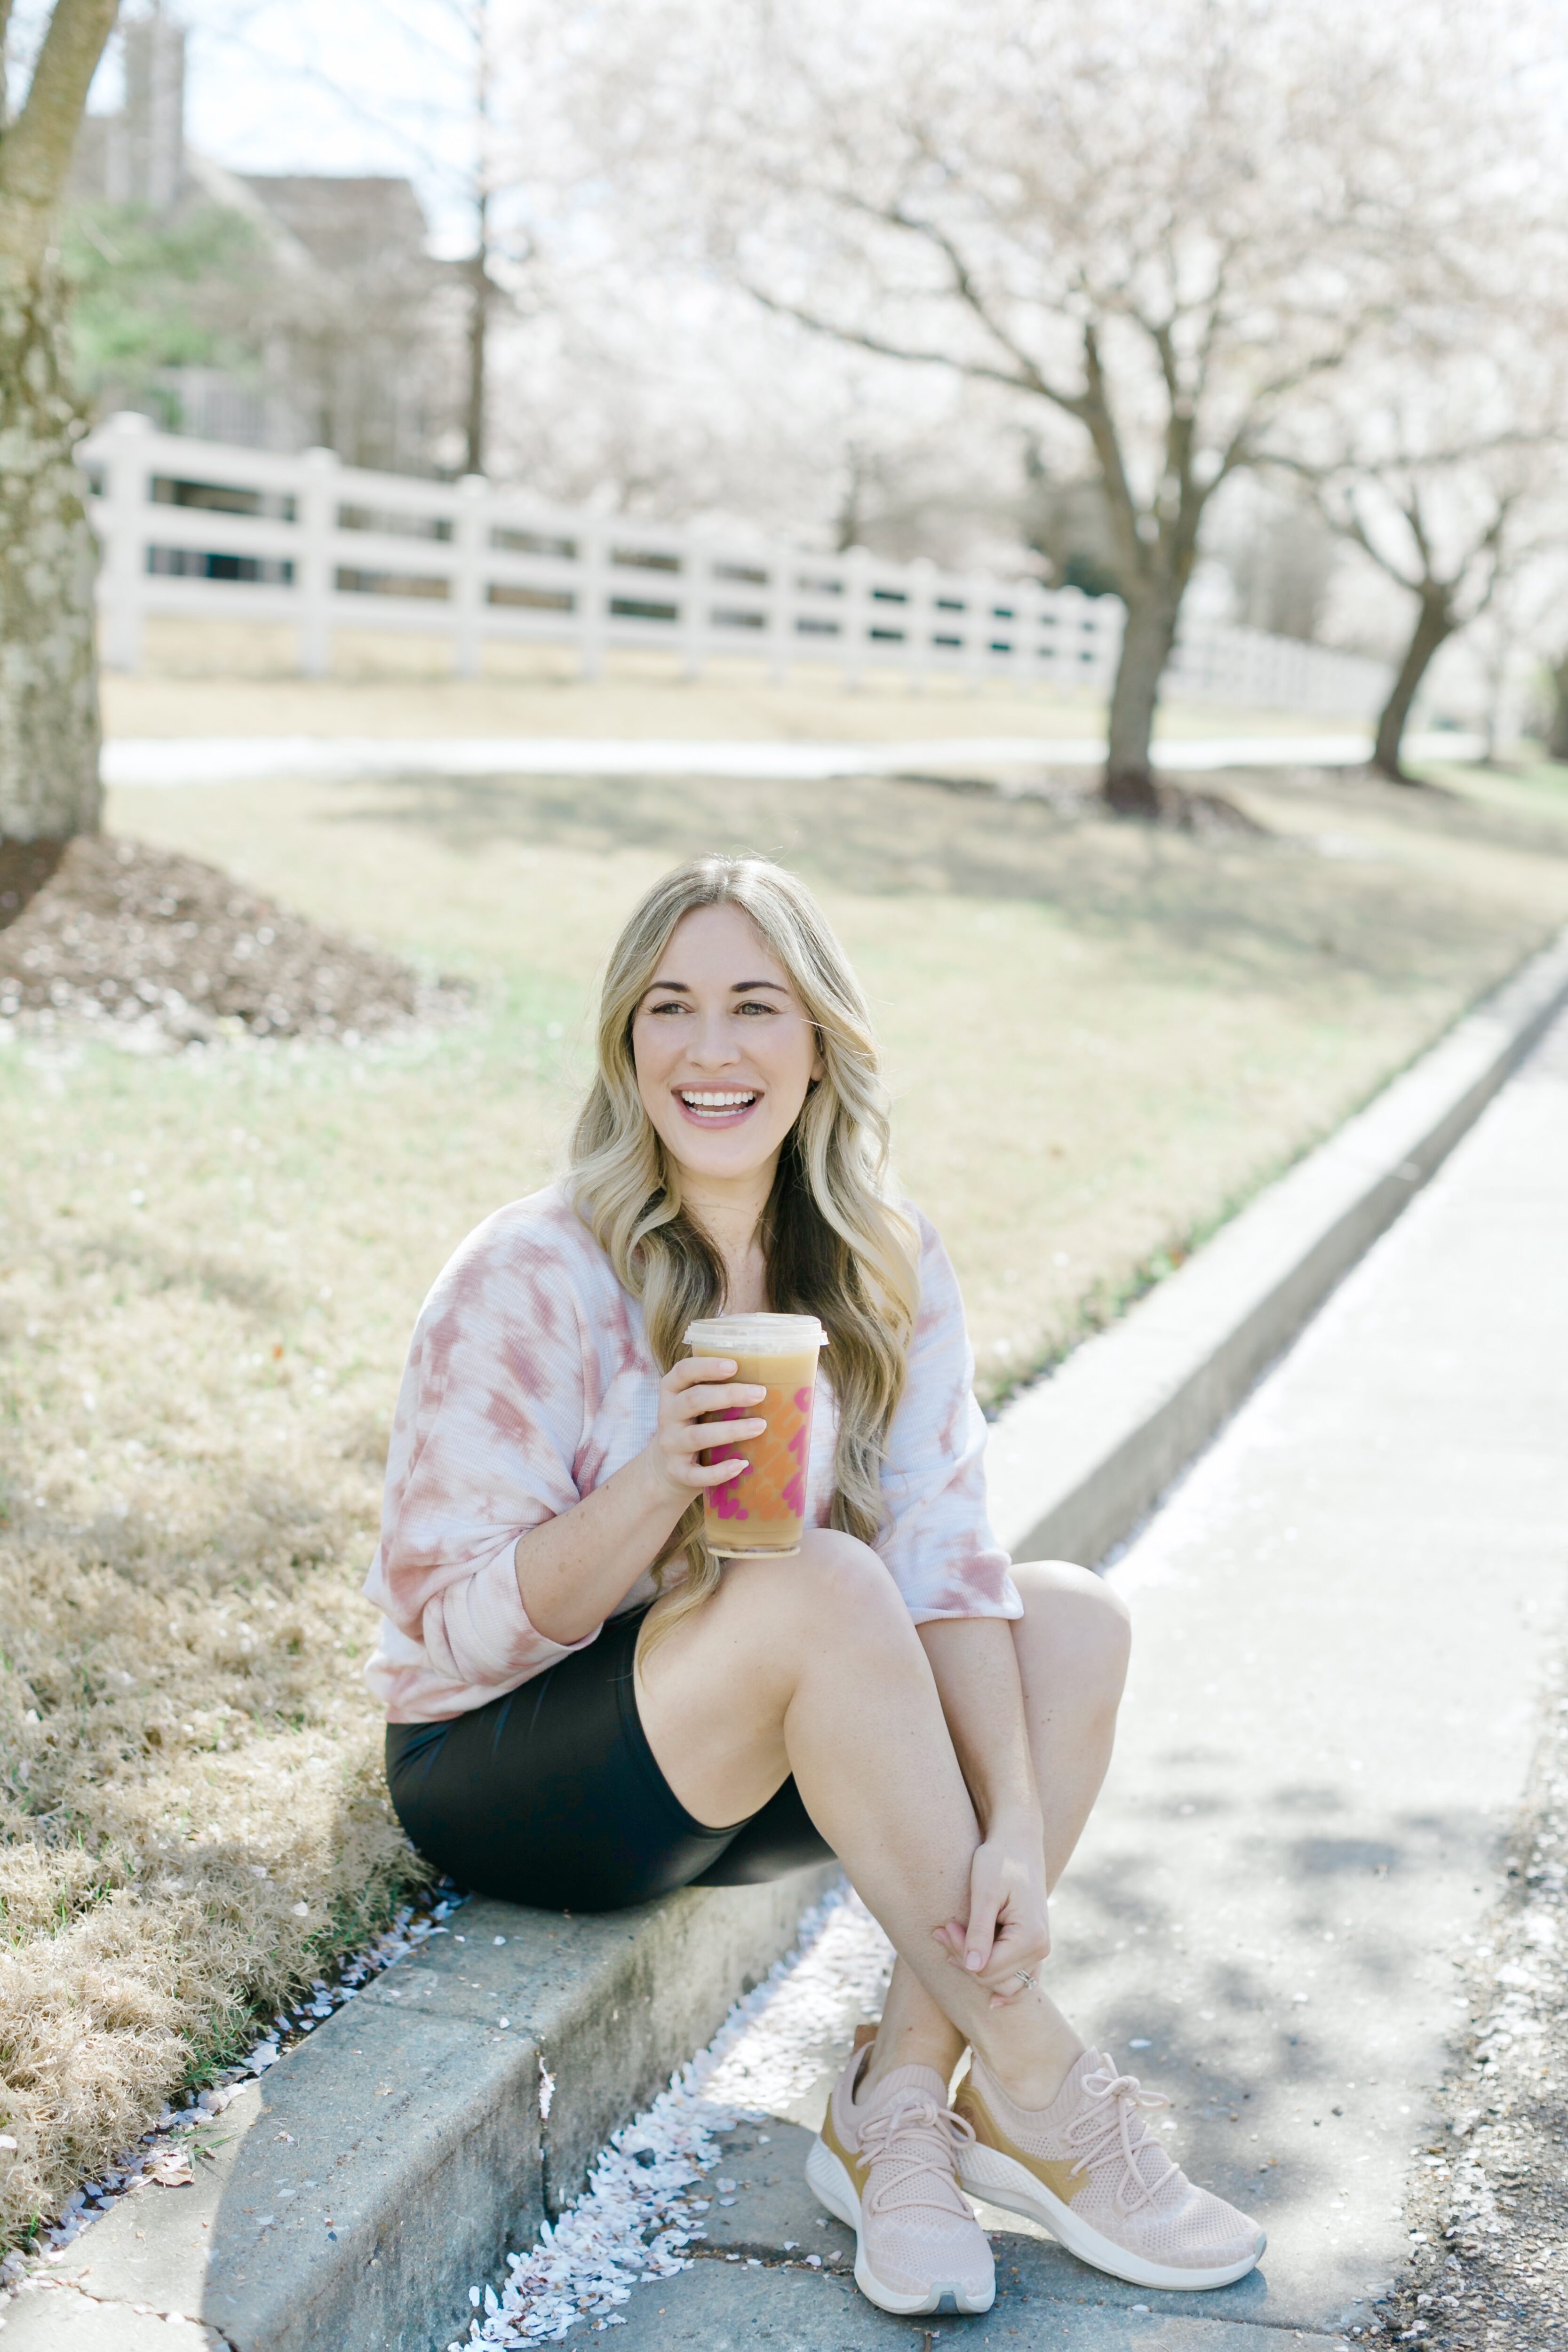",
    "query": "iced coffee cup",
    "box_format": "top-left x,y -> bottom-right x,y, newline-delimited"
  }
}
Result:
684,1313 -> 828,1559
